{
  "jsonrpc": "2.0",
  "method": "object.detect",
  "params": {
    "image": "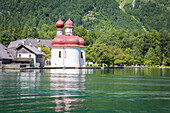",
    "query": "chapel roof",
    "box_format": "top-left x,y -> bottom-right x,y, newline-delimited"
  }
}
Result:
51,35 -> 85,48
